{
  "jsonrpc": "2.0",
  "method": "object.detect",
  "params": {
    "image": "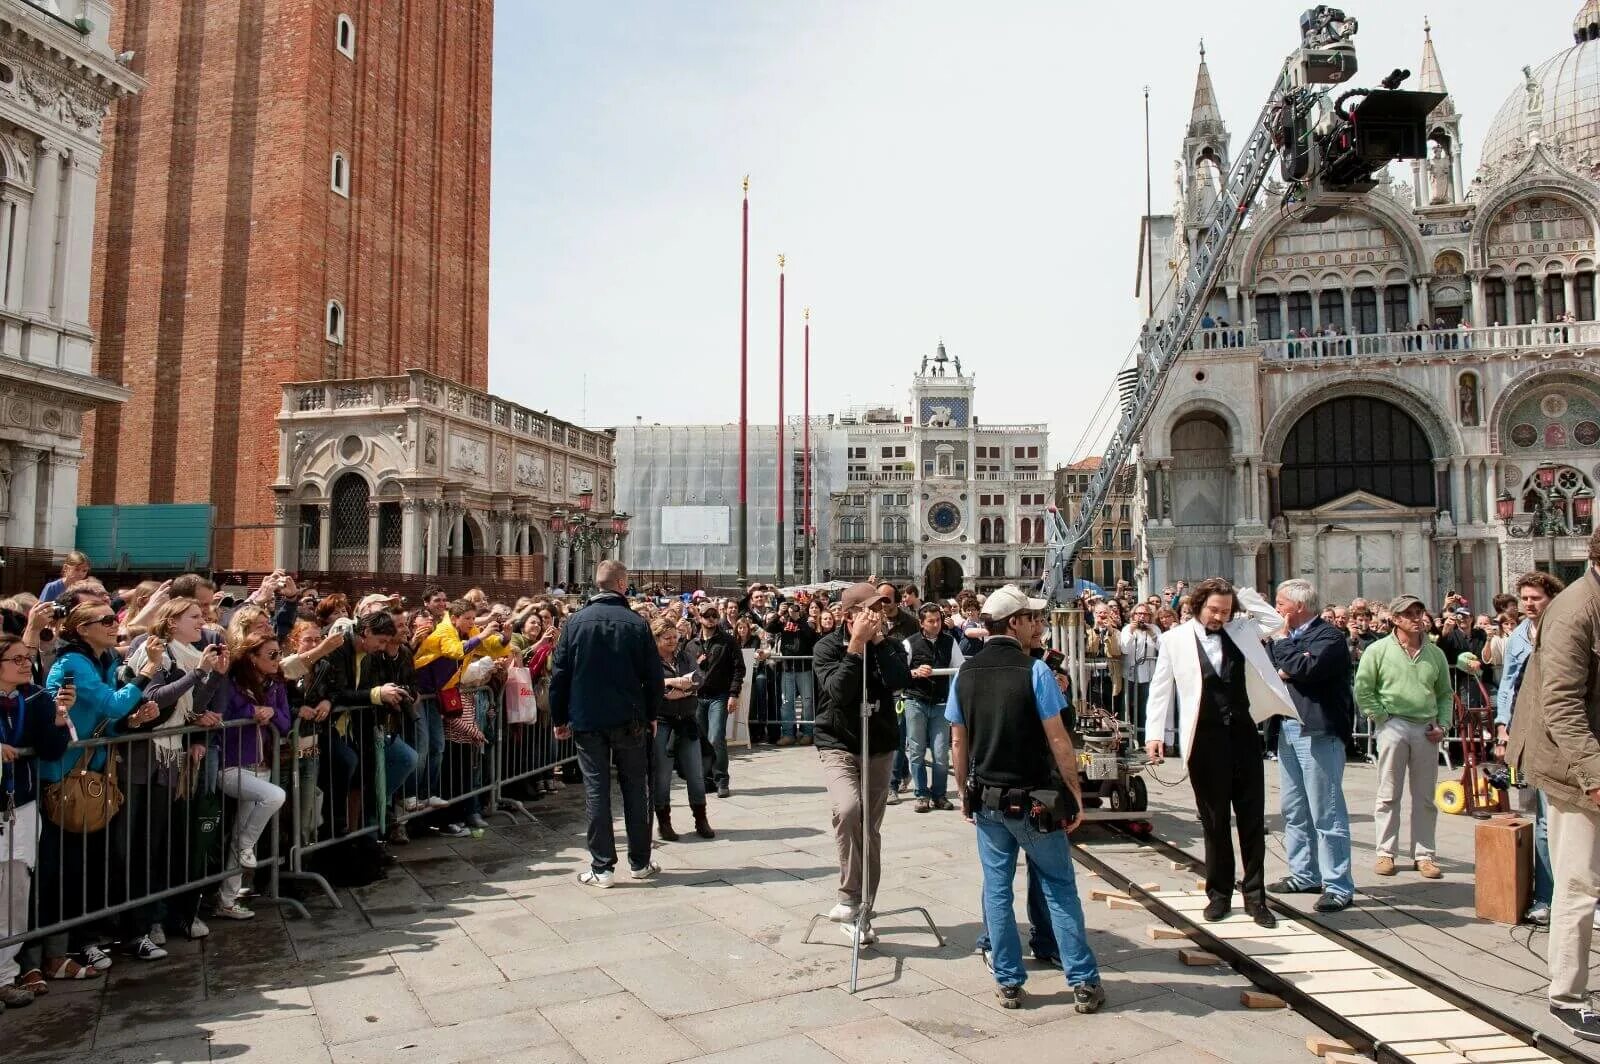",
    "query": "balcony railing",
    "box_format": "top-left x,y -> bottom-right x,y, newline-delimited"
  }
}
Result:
1173,322 -> 1600,366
